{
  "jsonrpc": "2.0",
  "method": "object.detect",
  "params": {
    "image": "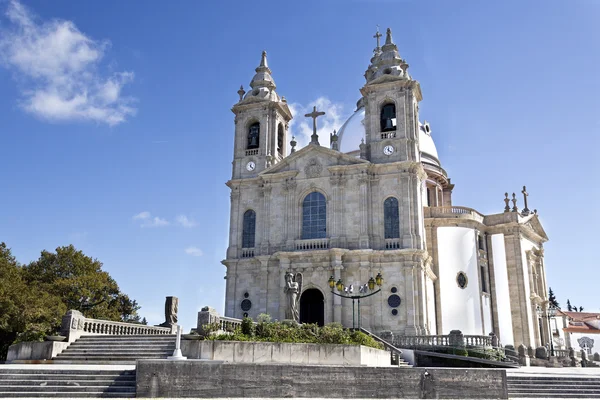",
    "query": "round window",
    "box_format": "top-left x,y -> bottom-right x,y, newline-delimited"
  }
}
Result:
241,299 -> 252,311
388,294 -> 401,308
391,309 -> 398,316
457,272 -> 468,289
391,287 -> 397,293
